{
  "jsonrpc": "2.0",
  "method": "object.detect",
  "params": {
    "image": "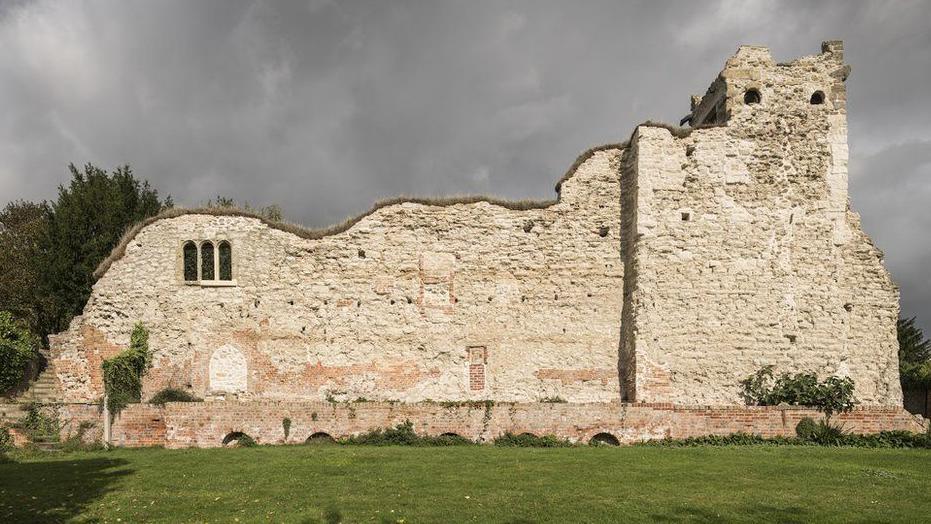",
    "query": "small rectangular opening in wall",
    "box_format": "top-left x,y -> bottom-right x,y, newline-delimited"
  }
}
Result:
468,346 -> 487,391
